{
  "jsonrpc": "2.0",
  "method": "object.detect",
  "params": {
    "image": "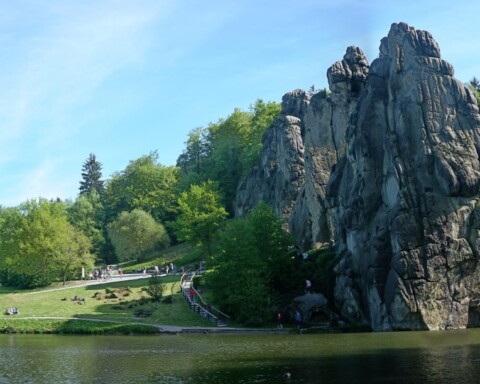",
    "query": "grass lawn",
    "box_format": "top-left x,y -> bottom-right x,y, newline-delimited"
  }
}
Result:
0,275 -> 214,334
